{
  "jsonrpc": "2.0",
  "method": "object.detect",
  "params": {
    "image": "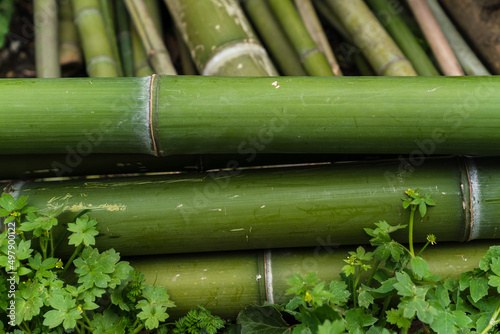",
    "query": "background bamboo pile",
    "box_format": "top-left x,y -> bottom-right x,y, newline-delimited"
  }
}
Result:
1,0 -> 499,322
